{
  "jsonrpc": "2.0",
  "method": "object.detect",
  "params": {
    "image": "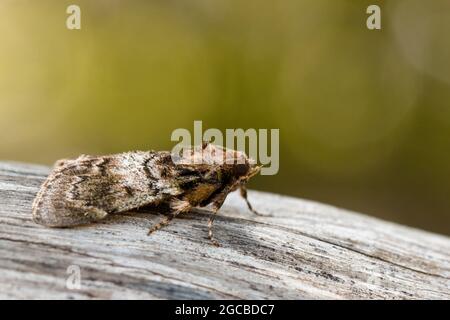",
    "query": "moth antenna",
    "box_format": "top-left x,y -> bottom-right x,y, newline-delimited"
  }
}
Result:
147,210 -> 180,235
